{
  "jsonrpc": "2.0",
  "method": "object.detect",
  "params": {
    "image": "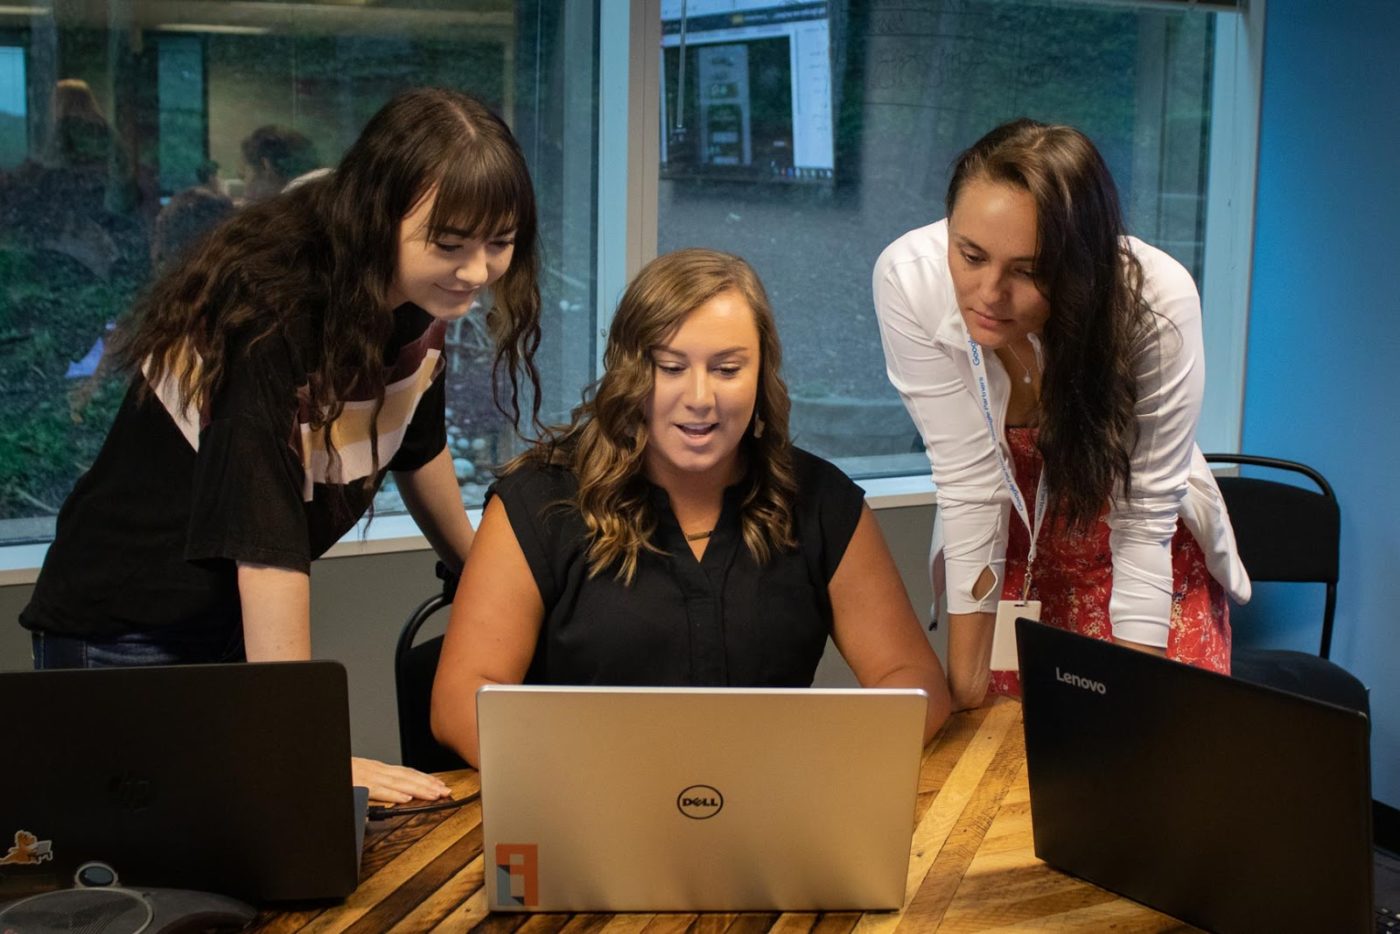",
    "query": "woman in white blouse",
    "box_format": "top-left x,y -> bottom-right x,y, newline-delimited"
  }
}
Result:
873,118 -> 1250,709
